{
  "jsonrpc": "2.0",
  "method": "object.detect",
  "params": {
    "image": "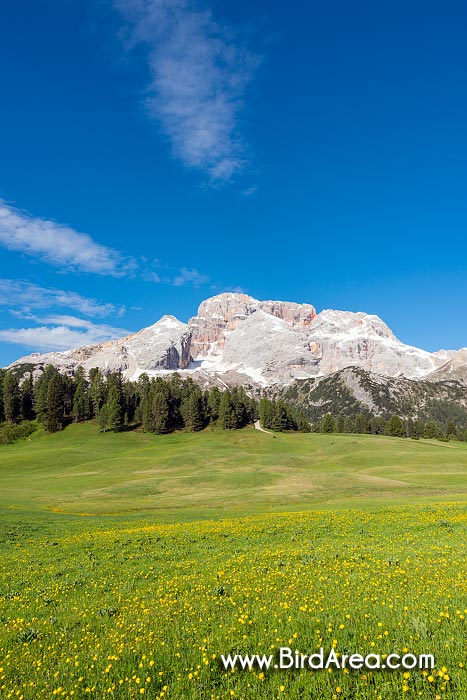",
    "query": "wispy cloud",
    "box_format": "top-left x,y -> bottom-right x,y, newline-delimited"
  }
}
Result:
0,279 -> 124,317
113,0 -> 259,182
172,267 -> 209,287
0,319 -> 130,353
0,200 -> 135,275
